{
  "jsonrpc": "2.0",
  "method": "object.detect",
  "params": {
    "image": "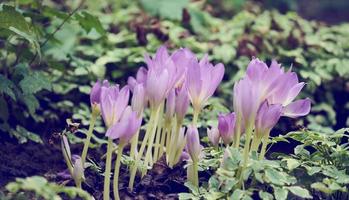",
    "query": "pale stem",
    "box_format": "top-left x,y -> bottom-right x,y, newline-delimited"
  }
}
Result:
192,161 -> 199,189
153,104 -> 164,162
128,108 -> 156,190
103,138 -> 114,200
259,131 -> 271,160
168,121 -> 182,167
141,105 -> 162,177
250,134 -> 262,153
81,109 -> 98,166
113,143 -> 125,200
234,117 -> 242,148
192,108 -> 200,126
130,129 -> 140,159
